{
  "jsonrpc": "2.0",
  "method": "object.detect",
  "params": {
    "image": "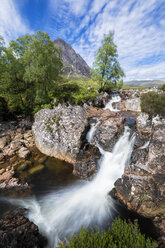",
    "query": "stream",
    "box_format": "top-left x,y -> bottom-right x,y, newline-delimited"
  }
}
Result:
0,95 -> 158,247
